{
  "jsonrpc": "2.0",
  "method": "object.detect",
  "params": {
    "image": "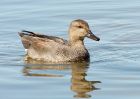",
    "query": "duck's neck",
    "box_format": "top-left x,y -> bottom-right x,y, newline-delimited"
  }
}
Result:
69,37 -> 85,47
68,29 -> 85,47
69,40 -> 84,47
